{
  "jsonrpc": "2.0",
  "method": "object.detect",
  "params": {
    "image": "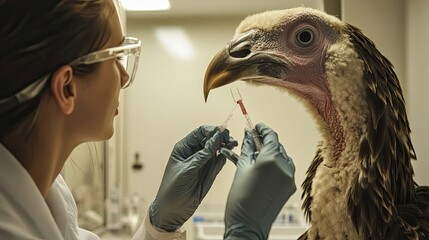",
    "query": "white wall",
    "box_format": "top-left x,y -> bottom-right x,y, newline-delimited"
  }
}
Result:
406,0 -> 429,186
